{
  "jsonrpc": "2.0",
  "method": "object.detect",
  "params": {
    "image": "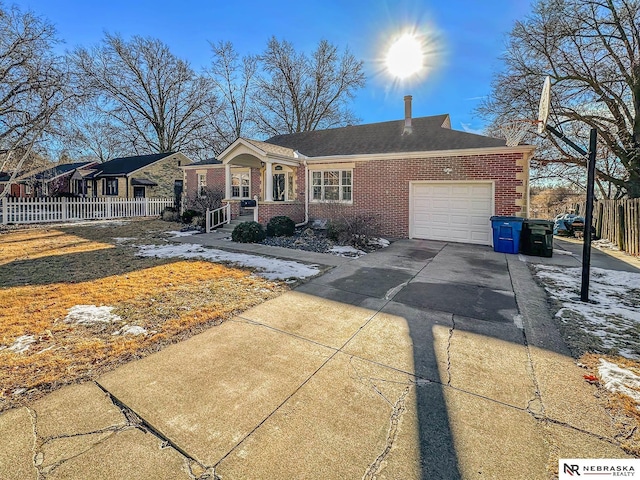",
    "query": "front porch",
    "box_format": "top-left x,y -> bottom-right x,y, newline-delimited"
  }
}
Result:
220,138 -> 307,225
